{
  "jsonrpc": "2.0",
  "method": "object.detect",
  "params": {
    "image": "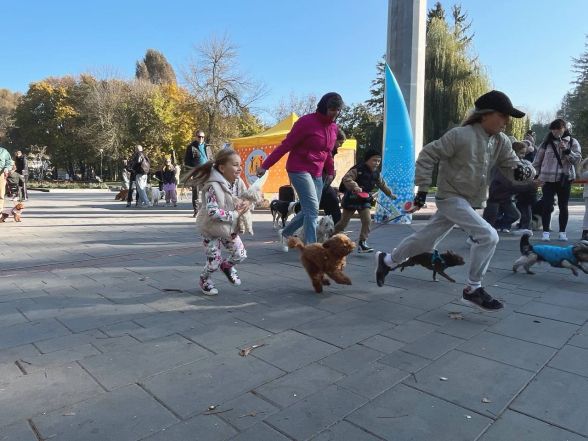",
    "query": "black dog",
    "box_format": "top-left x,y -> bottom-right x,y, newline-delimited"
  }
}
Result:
393,250 -> 465,282
270,200 -> 301,229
